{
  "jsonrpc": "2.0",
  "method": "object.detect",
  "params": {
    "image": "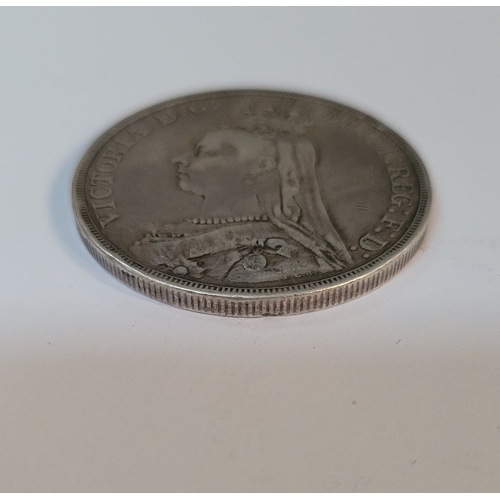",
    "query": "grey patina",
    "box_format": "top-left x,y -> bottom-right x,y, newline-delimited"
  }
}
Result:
72,90 -> 431,316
